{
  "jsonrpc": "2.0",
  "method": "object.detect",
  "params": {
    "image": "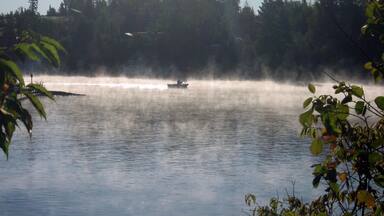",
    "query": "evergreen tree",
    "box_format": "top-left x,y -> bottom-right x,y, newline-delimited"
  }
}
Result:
46,5 -> 57,16
29,0 -> 38,13
0,0 -> 376,79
